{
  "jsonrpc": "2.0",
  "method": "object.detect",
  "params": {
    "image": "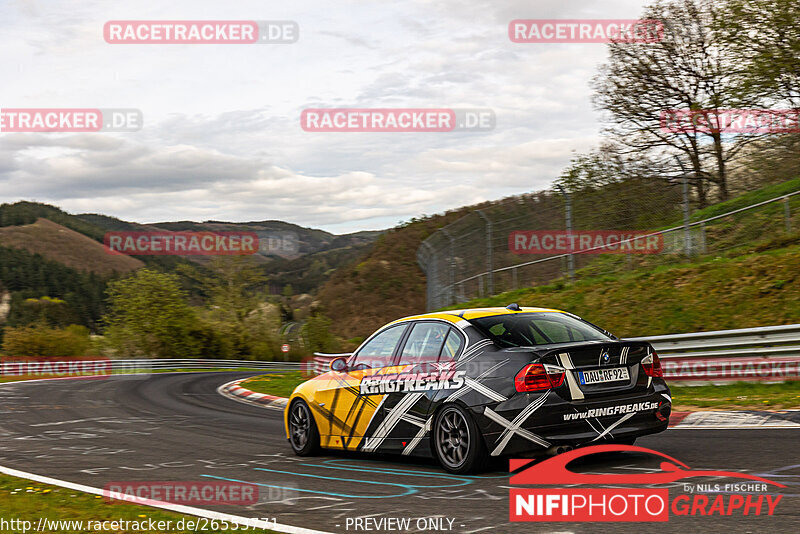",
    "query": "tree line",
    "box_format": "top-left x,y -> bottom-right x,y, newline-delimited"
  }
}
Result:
564,0 -> 799,206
